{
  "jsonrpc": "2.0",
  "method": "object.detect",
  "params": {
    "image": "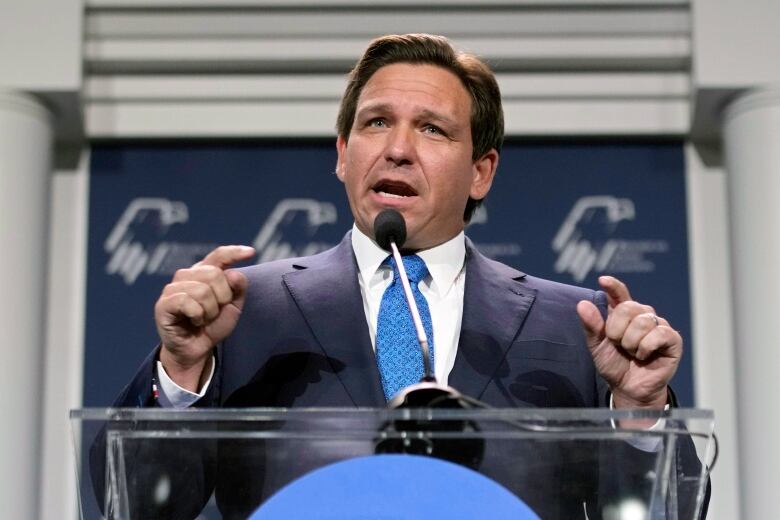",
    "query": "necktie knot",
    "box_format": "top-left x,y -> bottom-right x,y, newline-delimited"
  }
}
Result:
387,254 -> 429,284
